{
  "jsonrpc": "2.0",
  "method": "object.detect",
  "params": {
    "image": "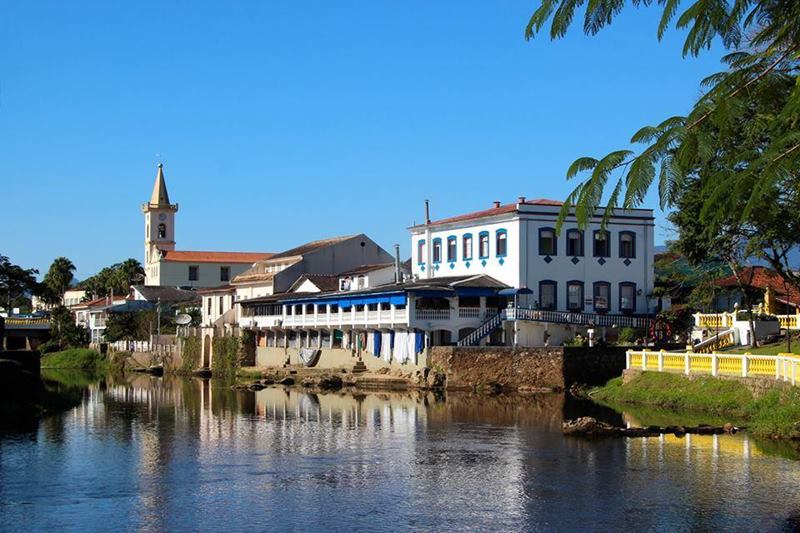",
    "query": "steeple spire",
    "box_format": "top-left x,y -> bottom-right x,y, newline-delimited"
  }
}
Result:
149,163 -> 171,206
